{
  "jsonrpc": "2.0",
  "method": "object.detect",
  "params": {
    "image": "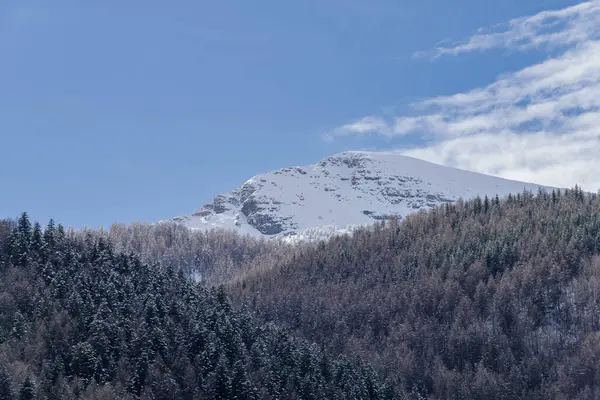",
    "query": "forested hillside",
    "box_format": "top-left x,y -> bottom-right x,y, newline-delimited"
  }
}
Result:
0,216 -> 396,399
230,187 -> 600,399
4,187 -> 600,399
96,222 -> 285,285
